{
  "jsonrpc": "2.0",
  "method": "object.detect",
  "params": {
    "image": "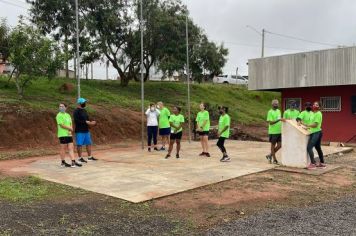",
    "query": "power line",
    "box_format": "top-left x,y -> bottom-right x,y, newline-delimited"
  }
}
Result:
0,0 -> 28,9
265,30 -> 341,48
